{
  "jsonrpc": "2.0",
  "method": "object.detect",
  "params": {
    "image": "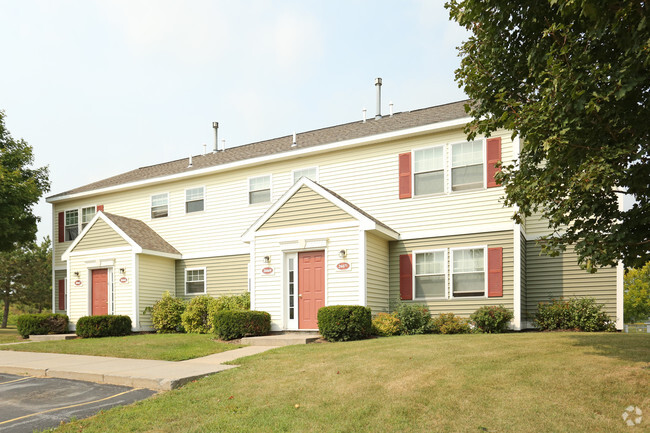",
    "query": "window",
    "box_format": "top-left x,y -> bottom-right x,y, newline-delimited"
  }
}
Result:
414,250 -> 446,299
185,187 -> 204,213
64,210 -> 78,241
451,140 -> 484,191
249,175 -> 270,204
151,193 -> 169,218
293,167 -> 318,184
414,146 -> 444,195
452,247 -> 485,297
185,268 -> 206,294
81,206 -> 96,229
